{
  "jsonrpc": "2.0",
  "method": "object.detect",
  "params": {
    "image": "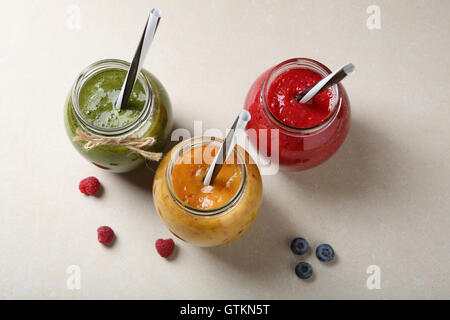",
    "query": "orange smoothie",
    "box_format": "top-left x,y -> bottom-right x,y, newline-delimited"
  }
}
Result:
153,136 -> 263,247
